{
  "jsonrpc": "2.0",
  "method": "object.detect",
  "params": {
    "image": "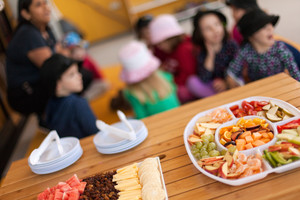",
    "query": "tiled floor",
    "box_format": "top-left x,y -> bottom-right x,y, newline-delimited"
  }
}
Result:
3,0 -> 300,178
